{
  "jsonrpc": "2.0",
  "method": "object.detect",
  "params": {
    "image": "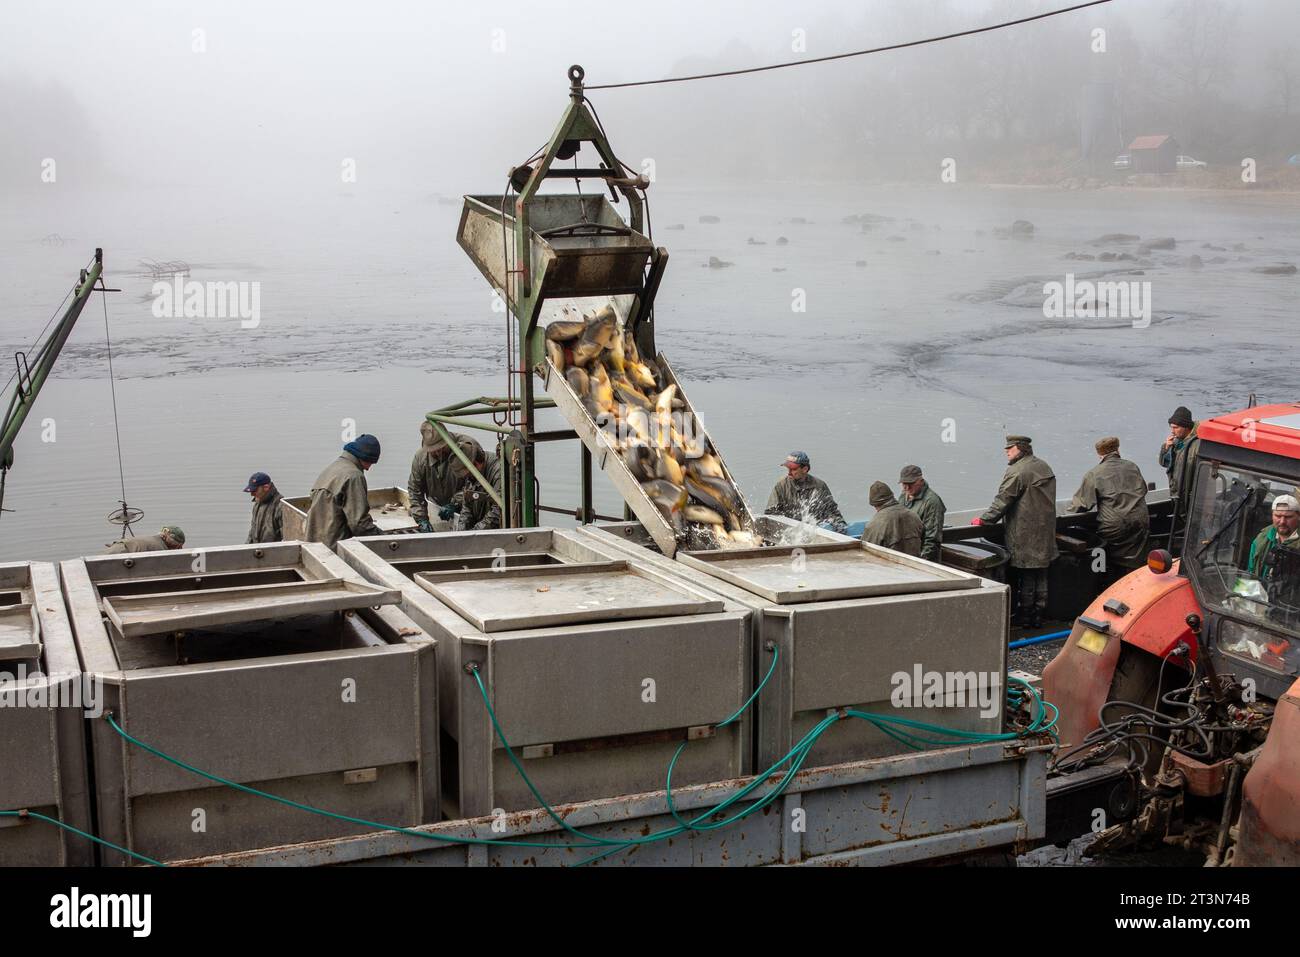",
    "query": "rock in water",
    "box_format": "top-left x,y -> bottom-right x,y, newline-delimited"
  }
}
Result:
698,215 -> 721,224
1252,263 -> 1297,275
